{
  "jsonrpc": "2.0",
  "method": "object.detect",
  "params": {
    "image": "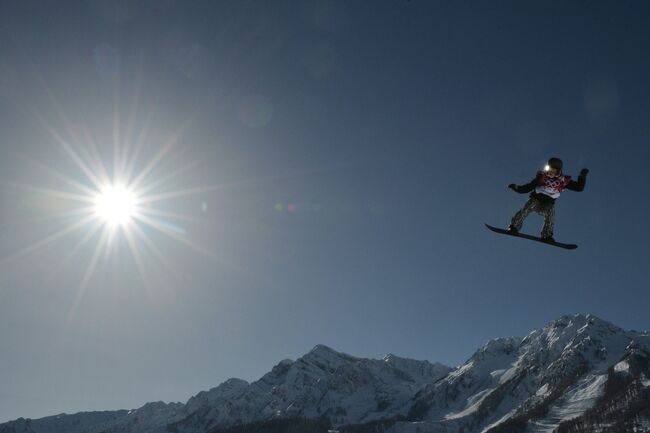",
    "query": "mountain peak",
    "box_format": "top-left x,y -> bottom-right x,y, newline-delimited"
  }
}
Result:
304,344 -> 356,362
469,336 -> 522,364
184,377 -> 249,412
309,343 -> 339,355
547,313 -> 620,331
543,314 -> 626,342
